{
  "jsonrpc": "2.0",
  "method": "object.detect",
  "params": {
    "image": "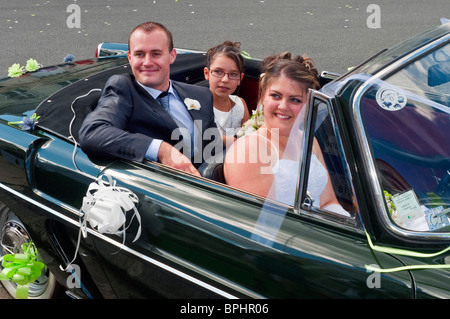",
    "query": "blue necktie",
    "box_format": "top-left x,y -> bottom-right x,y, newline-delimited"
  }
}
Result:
157,91 -> 170,112
157,92 -> 192,158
